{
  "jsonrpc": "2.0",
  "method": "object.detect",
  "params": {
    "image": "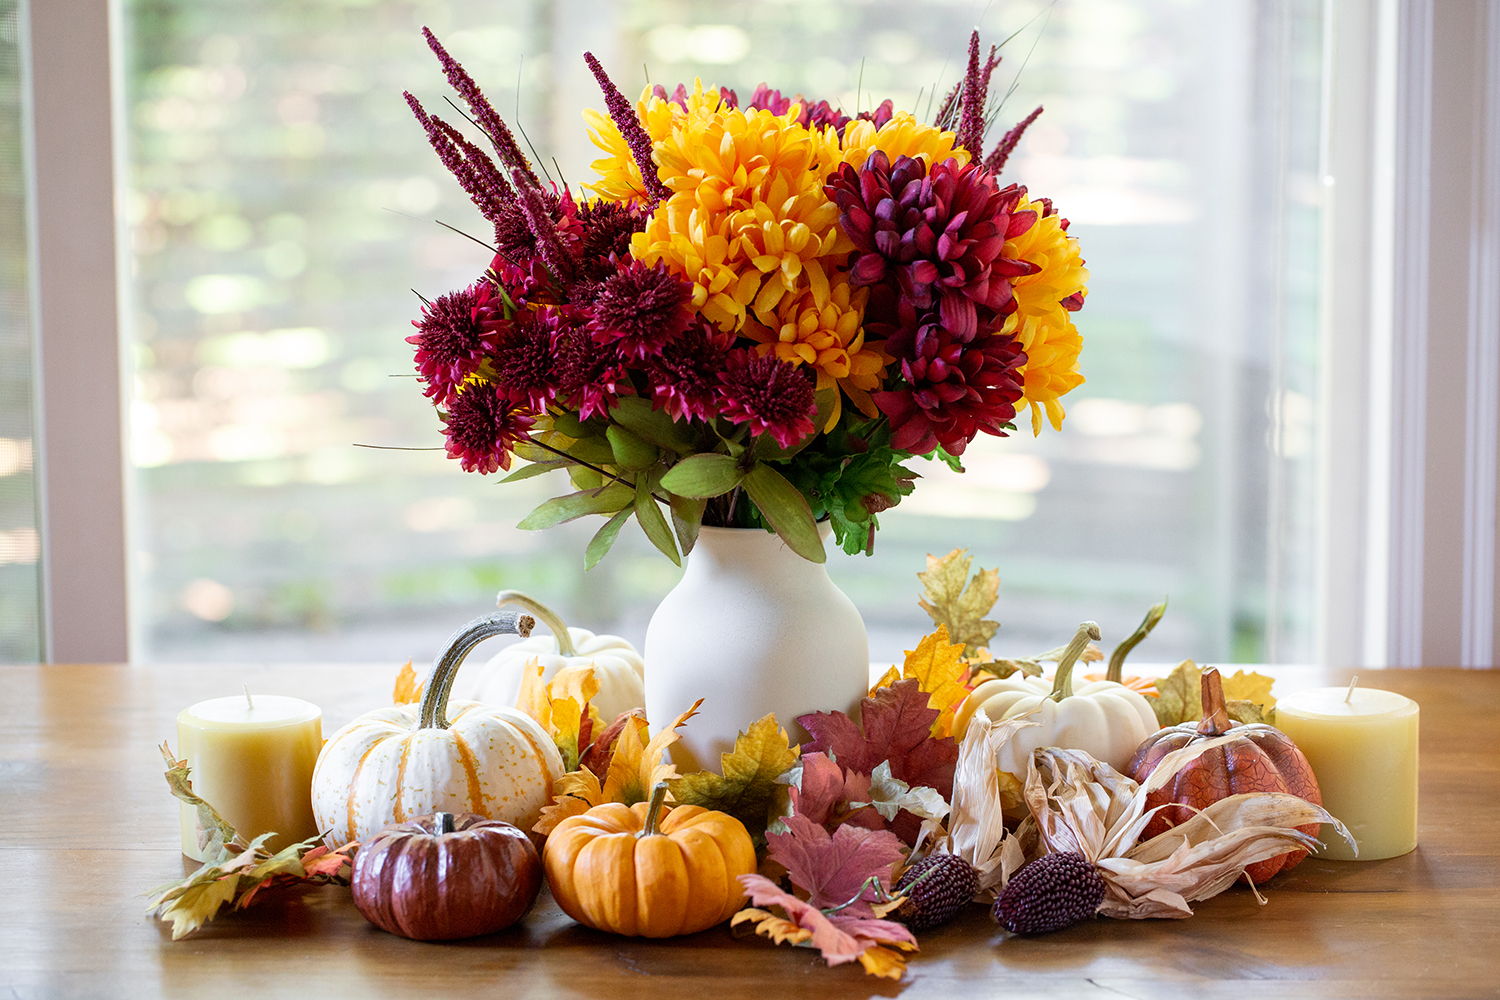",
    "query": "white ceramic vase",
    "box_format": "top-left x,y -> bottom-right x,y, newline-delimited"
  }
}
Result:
644,525 -> 869,772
